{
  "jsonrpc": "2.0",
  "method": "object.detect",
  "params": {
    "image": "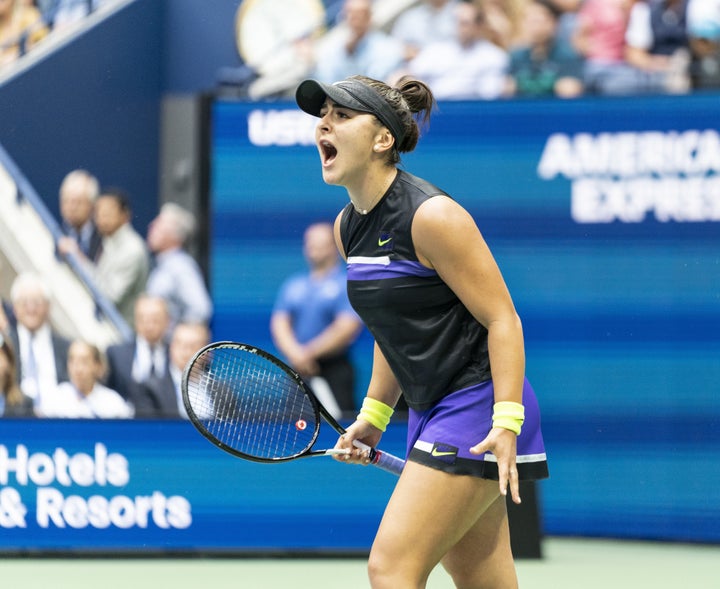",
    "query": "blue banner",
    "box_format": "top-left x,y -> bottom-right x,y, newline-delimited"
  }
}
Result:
0,419 -> 405,553
207,94 -> 720,544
